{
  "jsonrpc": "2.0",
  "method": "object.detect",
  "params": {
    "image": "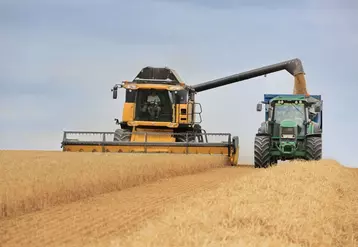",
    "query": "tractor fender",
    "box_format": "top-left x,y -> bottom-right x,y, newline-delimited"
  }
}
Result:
306,133 -> 322,138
